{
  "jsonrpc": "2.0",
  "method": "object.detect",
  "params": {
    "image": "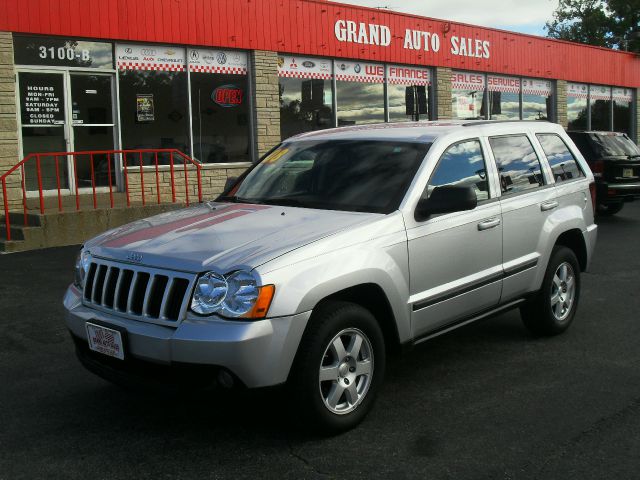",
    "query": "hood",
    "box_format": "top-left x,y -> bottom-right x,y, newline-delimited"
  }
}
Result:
85,202 -> 378,273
